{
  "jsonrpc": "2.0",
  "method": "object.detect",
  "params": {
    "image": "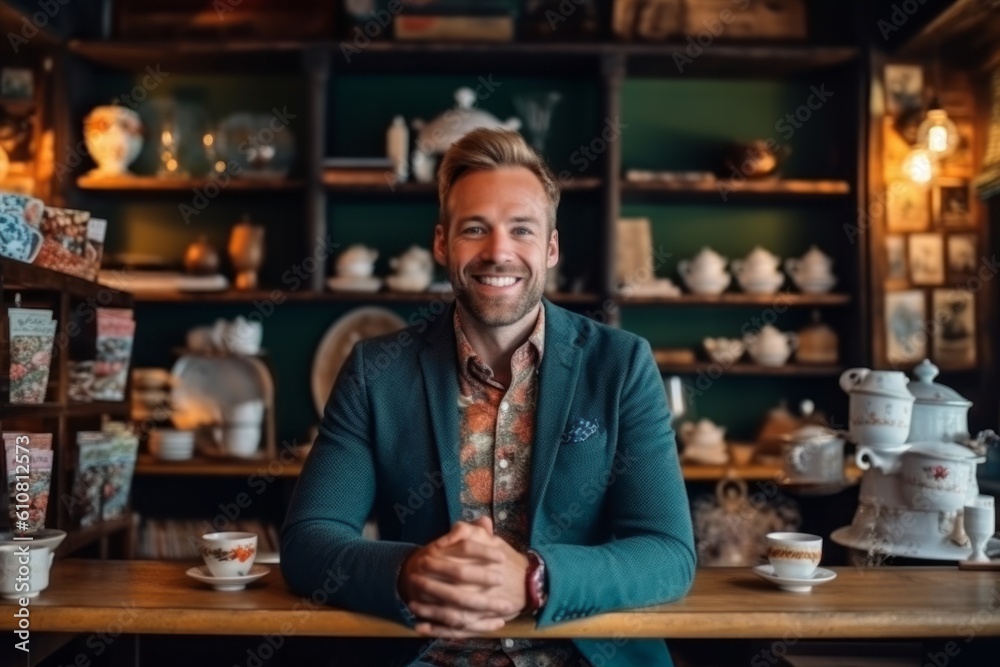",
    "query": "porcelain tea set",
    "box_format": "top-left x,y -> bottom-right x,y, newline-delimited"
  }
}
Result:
678,246 -> 837,296
187,531 -> 269,591
680,419 -> 729,465
328,244 -> 435,293
0,529 -> 66,600
831,359 -> 999,562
